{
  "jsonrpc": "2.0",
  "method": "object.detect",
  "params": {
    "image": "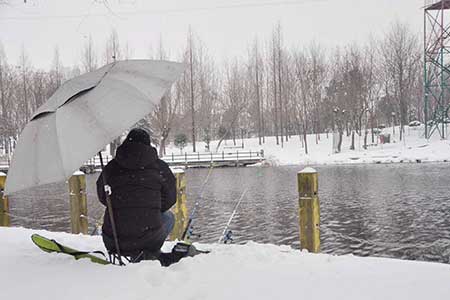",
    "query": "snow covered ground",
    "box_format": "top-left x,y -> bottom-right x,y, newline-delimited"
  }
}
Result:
166,125 -> 450,166
1,227 -> 450,300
